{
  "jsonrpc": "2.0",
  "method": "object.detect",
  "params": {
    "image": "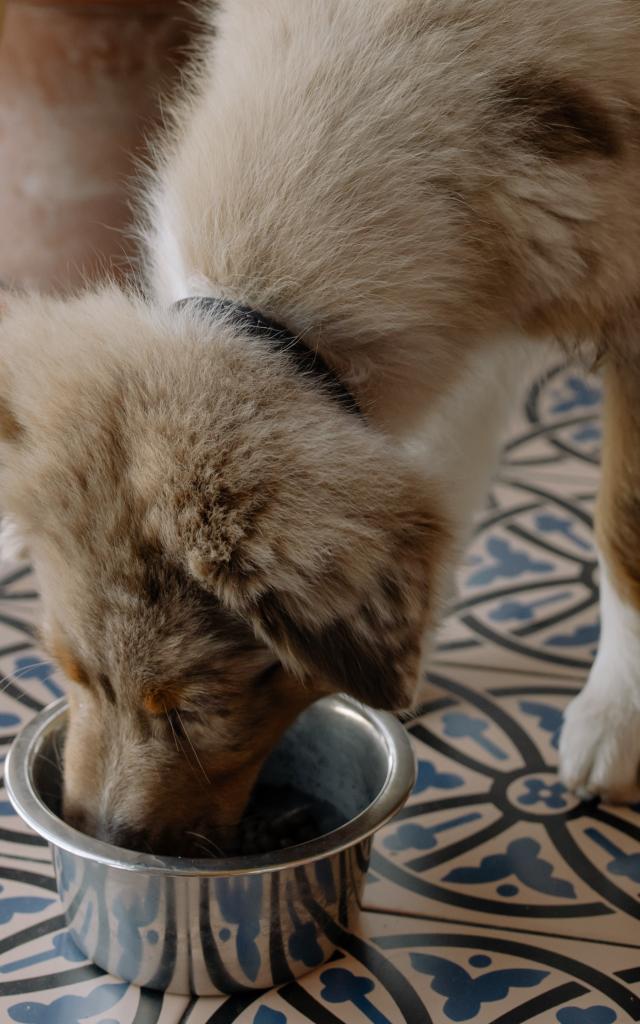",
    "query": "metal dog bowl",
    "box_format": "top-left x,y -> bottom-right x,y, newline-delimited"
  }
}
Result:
5,695 -> 414,995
